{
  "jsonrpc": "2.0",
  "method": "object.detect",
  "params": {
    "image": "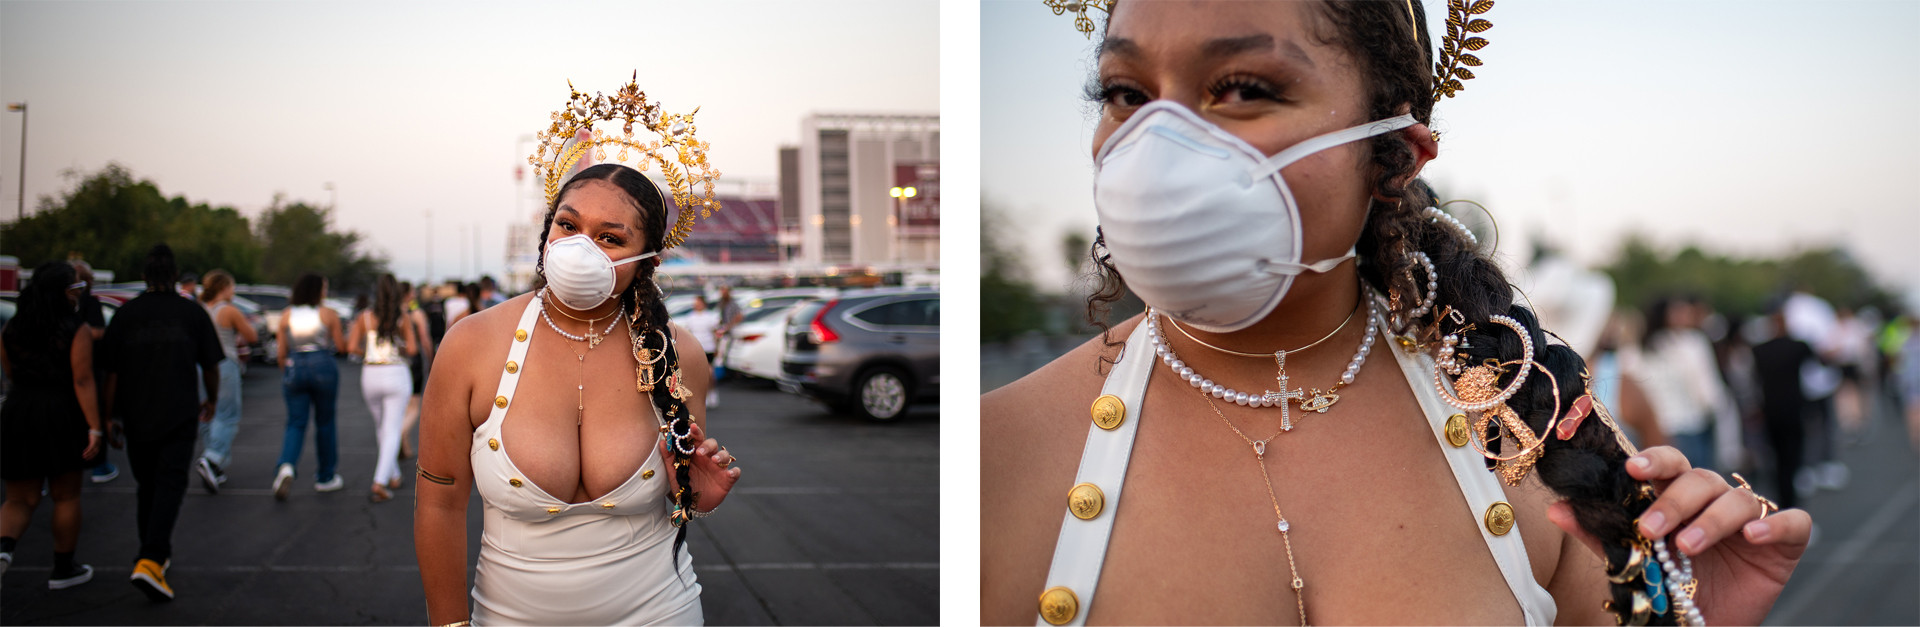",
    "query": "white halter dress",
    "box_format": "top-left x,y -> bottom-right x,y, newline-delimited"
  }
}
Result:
1037,306 -> 1557,626
469,297 -> 702,626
